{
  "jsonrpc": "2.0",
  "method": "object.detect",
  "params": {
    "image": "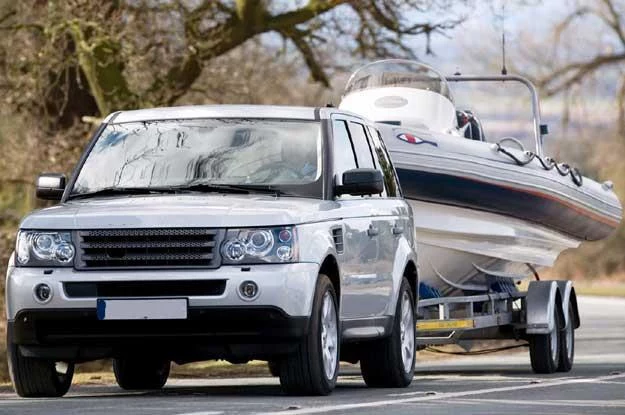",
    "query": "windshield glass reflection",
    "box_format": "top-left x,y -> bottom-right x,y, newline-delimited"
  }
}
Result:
72,118 -> 322,196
